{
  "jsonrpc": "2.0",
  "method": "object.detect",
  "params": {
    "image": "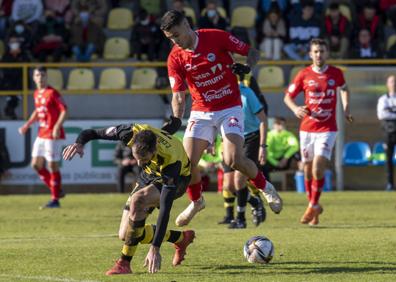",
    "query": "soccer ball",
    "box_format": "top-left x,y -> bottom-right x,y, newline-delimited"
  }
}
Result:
243,236 -> 274,264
